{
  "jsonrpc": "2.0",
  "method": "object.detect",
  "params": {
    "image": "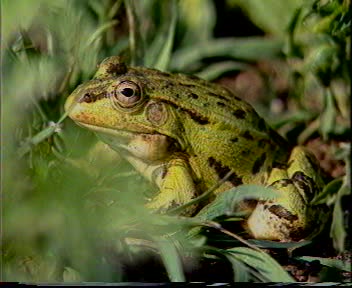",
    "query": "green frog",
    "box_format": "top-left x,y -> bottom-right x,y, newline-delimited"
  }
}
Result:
65,56 -> 326,241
